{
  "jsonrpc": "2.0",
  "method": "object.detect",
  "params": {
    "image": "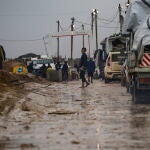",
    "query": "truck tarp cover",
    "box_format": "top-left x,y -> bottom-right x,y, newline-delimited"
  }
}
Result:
123,0 -> 150,34
123,0 -> 150,59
